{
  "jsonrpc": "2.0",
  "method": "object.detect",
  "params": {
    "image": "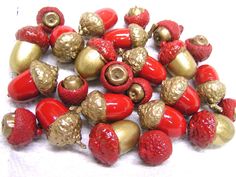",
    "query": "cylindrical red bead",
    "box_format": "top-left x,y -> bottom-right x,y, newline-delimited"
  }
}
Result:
95,8 -> 118,30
